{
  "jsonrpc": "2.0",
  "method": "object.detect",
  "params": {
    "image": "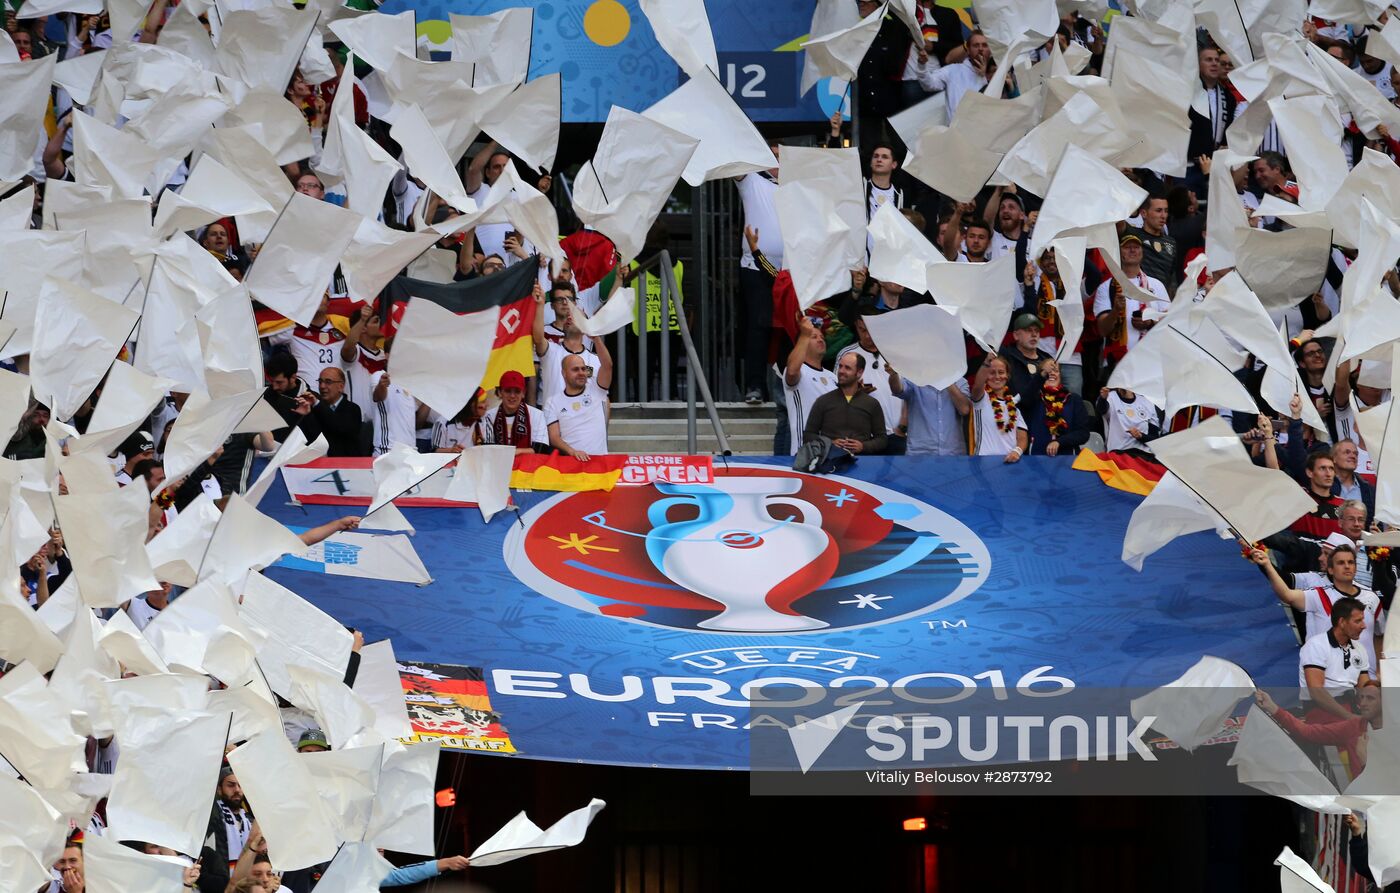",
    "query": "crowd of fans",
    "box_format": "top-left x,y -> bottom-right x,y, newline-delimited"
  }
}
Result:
739,5 -> 1395,888
5,0 -> 1400,888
